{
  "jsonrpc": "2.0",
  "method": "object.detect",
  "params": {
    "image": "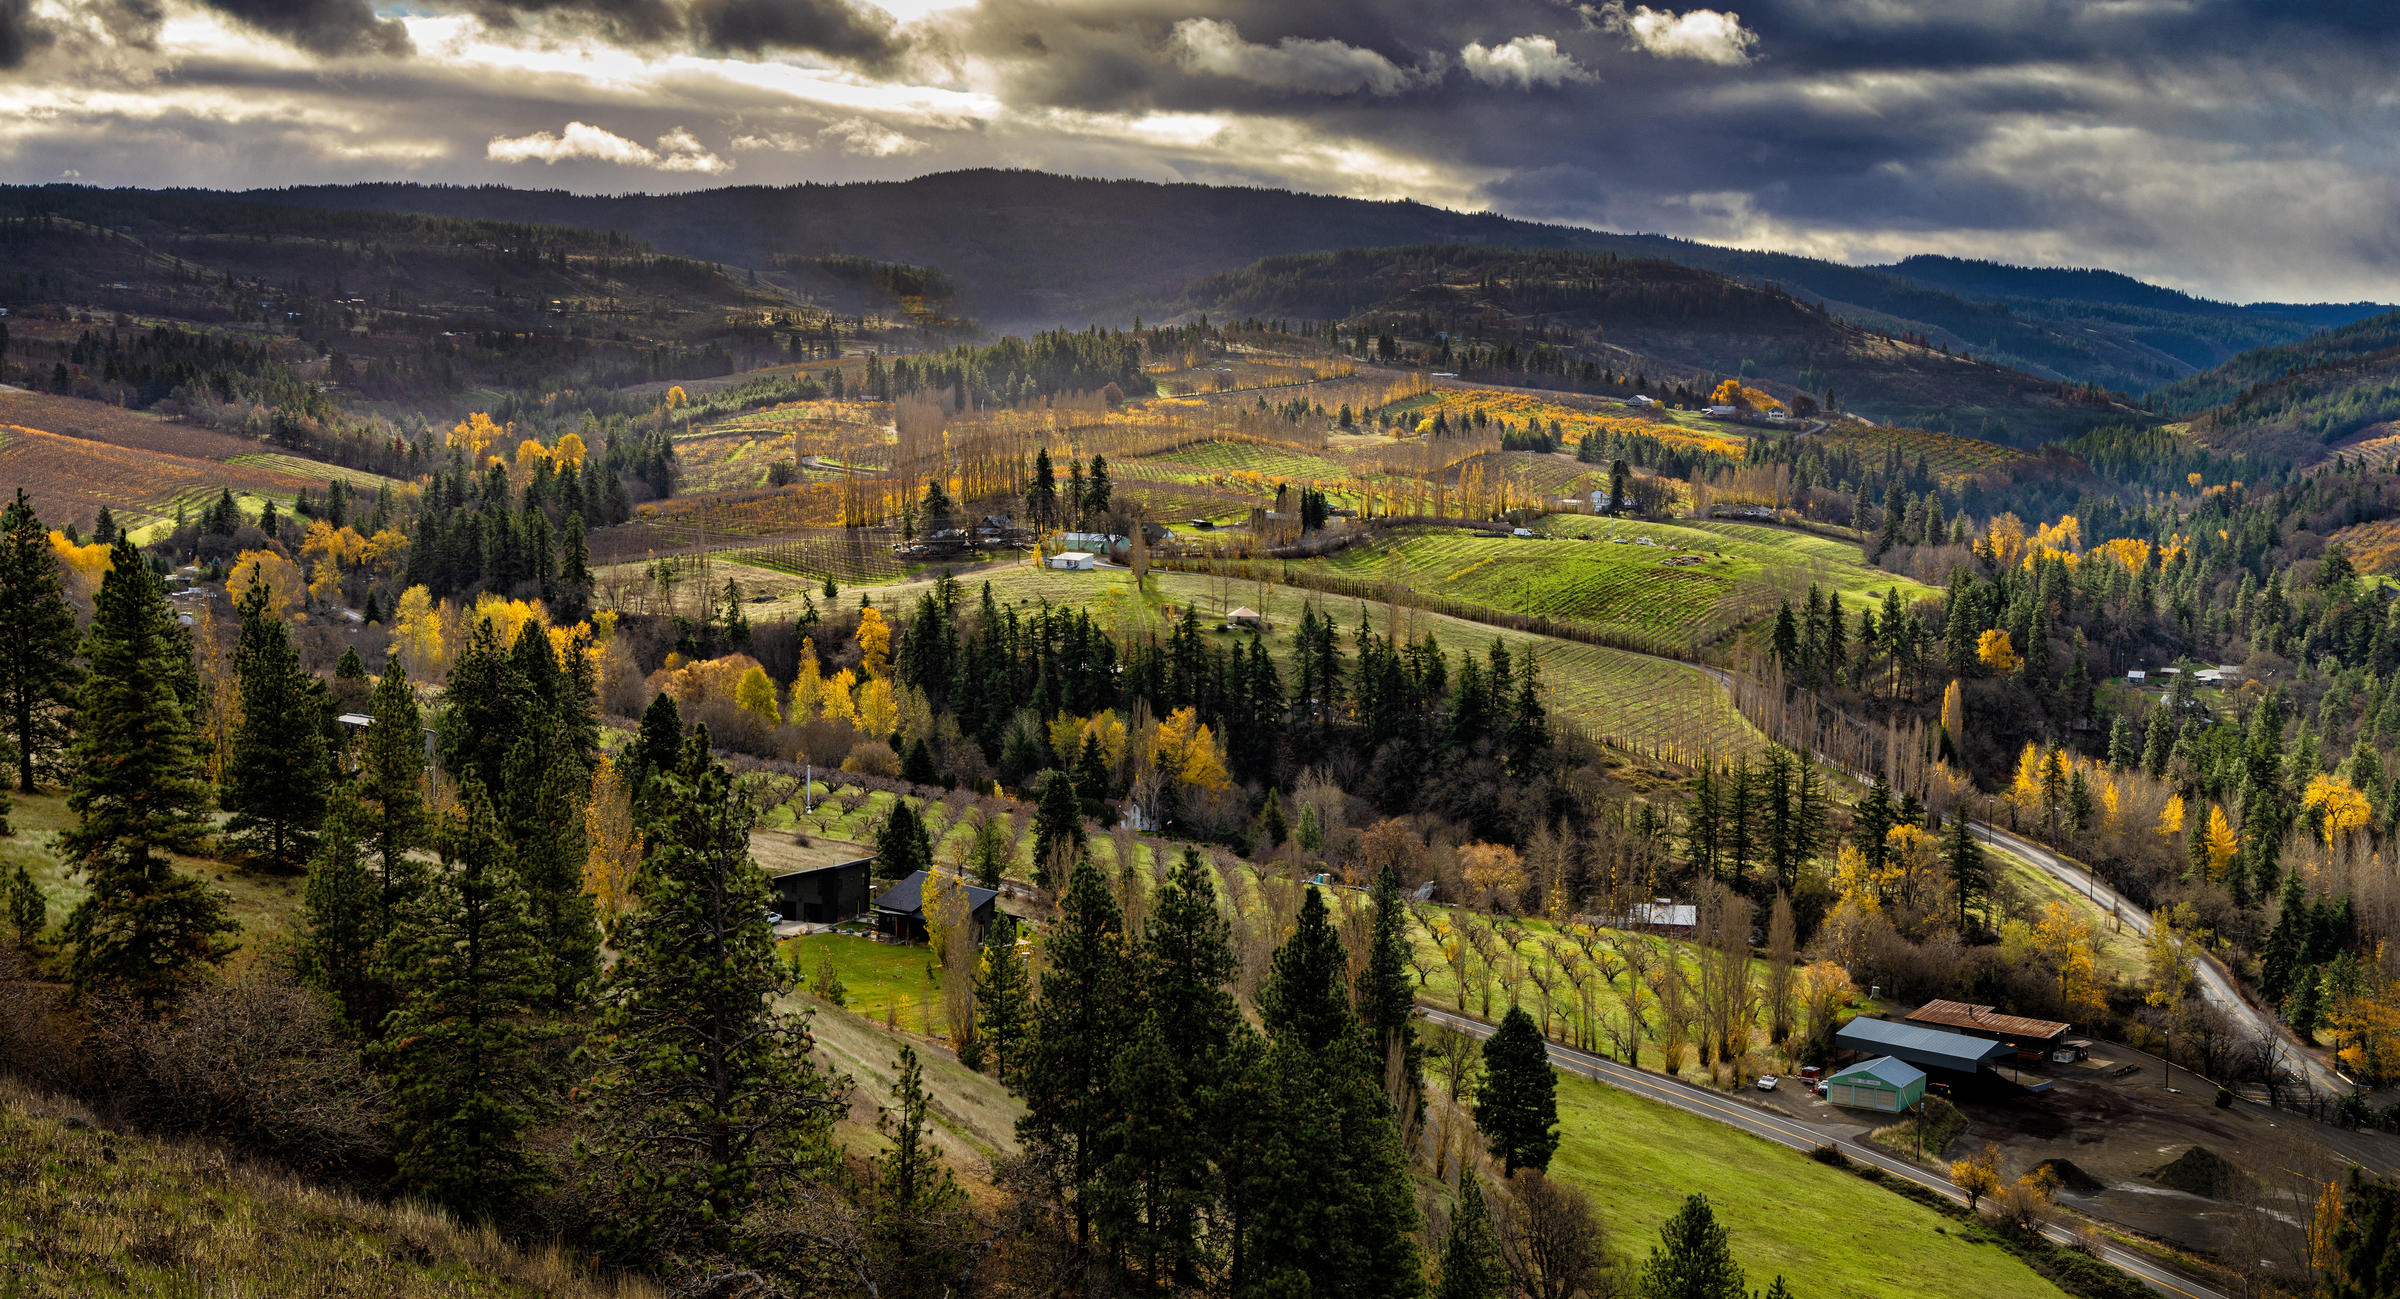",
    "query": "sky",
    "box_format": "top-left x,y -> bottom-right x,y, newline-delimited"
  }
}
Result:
5,0 -> 2399,304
